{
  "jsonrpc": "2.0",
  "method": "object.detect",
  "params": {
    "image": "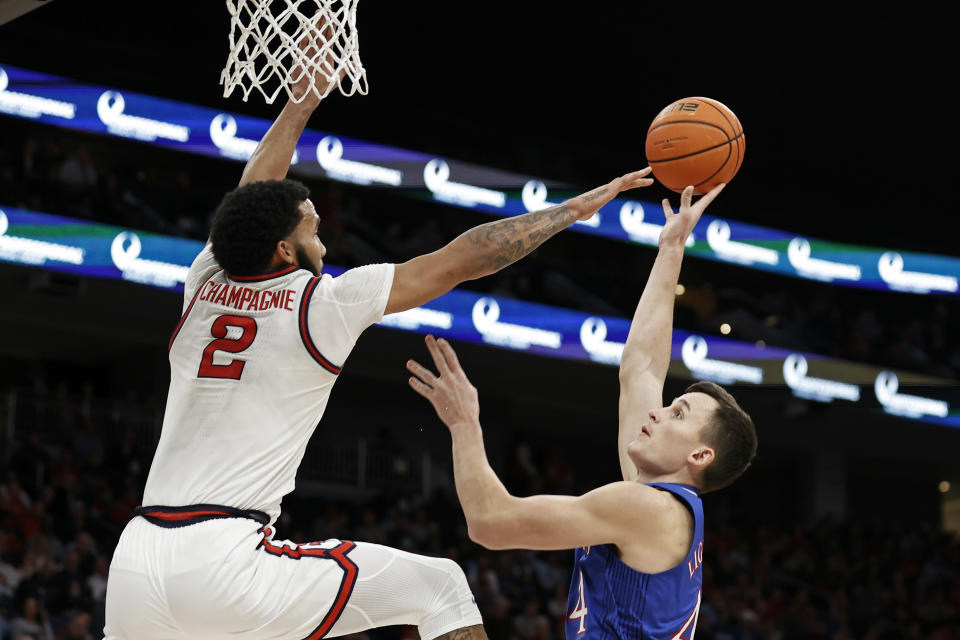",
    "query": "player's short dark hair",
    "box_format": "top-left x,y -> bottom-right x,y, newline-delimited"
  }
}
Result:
210,179 -> 310,276
686,380 -> 757,494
